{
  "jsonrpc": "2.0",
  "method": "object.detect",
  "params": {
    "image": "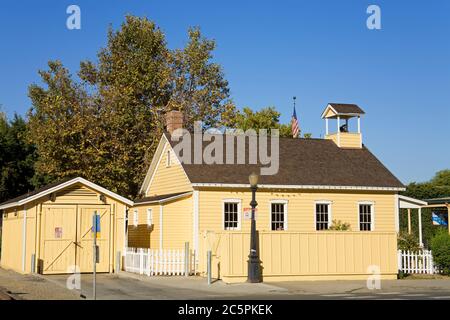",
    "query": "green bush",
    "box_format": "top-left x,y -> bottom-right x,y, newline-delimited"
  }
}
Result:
430,229 -> 450,275
397,232 -> 420,252
329,220 -> 351,231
